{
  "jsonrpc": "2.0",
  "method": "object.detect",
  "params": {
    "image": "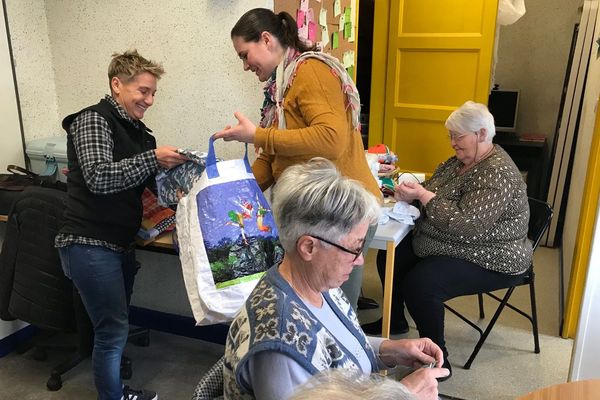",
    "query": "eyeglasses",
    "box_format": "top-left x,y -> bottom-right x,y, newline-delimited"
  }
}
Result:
447,131 -> 476,141
310,235 -> 363,261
